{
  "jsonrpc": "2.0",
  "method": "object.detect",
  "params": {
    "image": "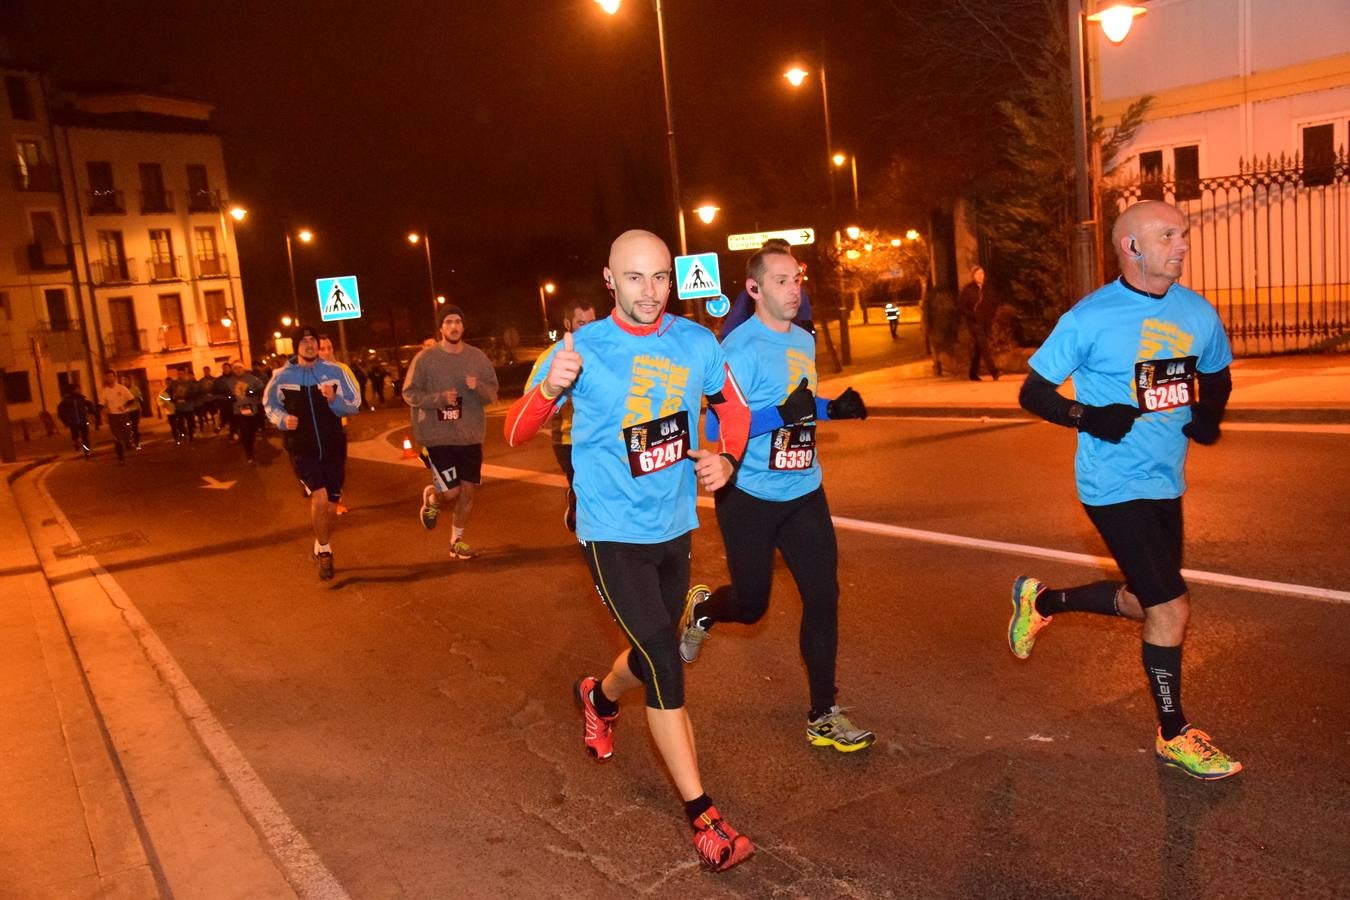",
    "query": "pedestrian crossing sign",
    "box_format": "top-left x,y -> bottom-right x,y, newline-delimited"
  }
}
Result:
316,275 -> 362,322
674,252 -> 721,300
